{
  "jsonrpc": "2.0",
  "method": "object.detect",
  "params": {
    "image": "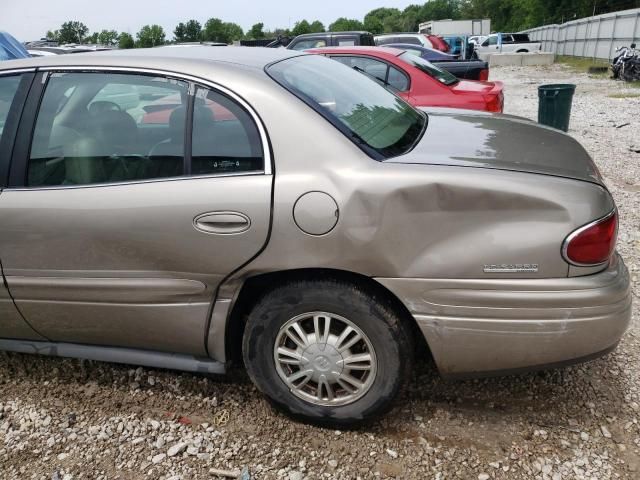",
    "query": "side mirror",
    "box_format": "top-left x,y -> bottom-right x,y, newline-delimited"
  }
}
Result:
631,43 -> 637,49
